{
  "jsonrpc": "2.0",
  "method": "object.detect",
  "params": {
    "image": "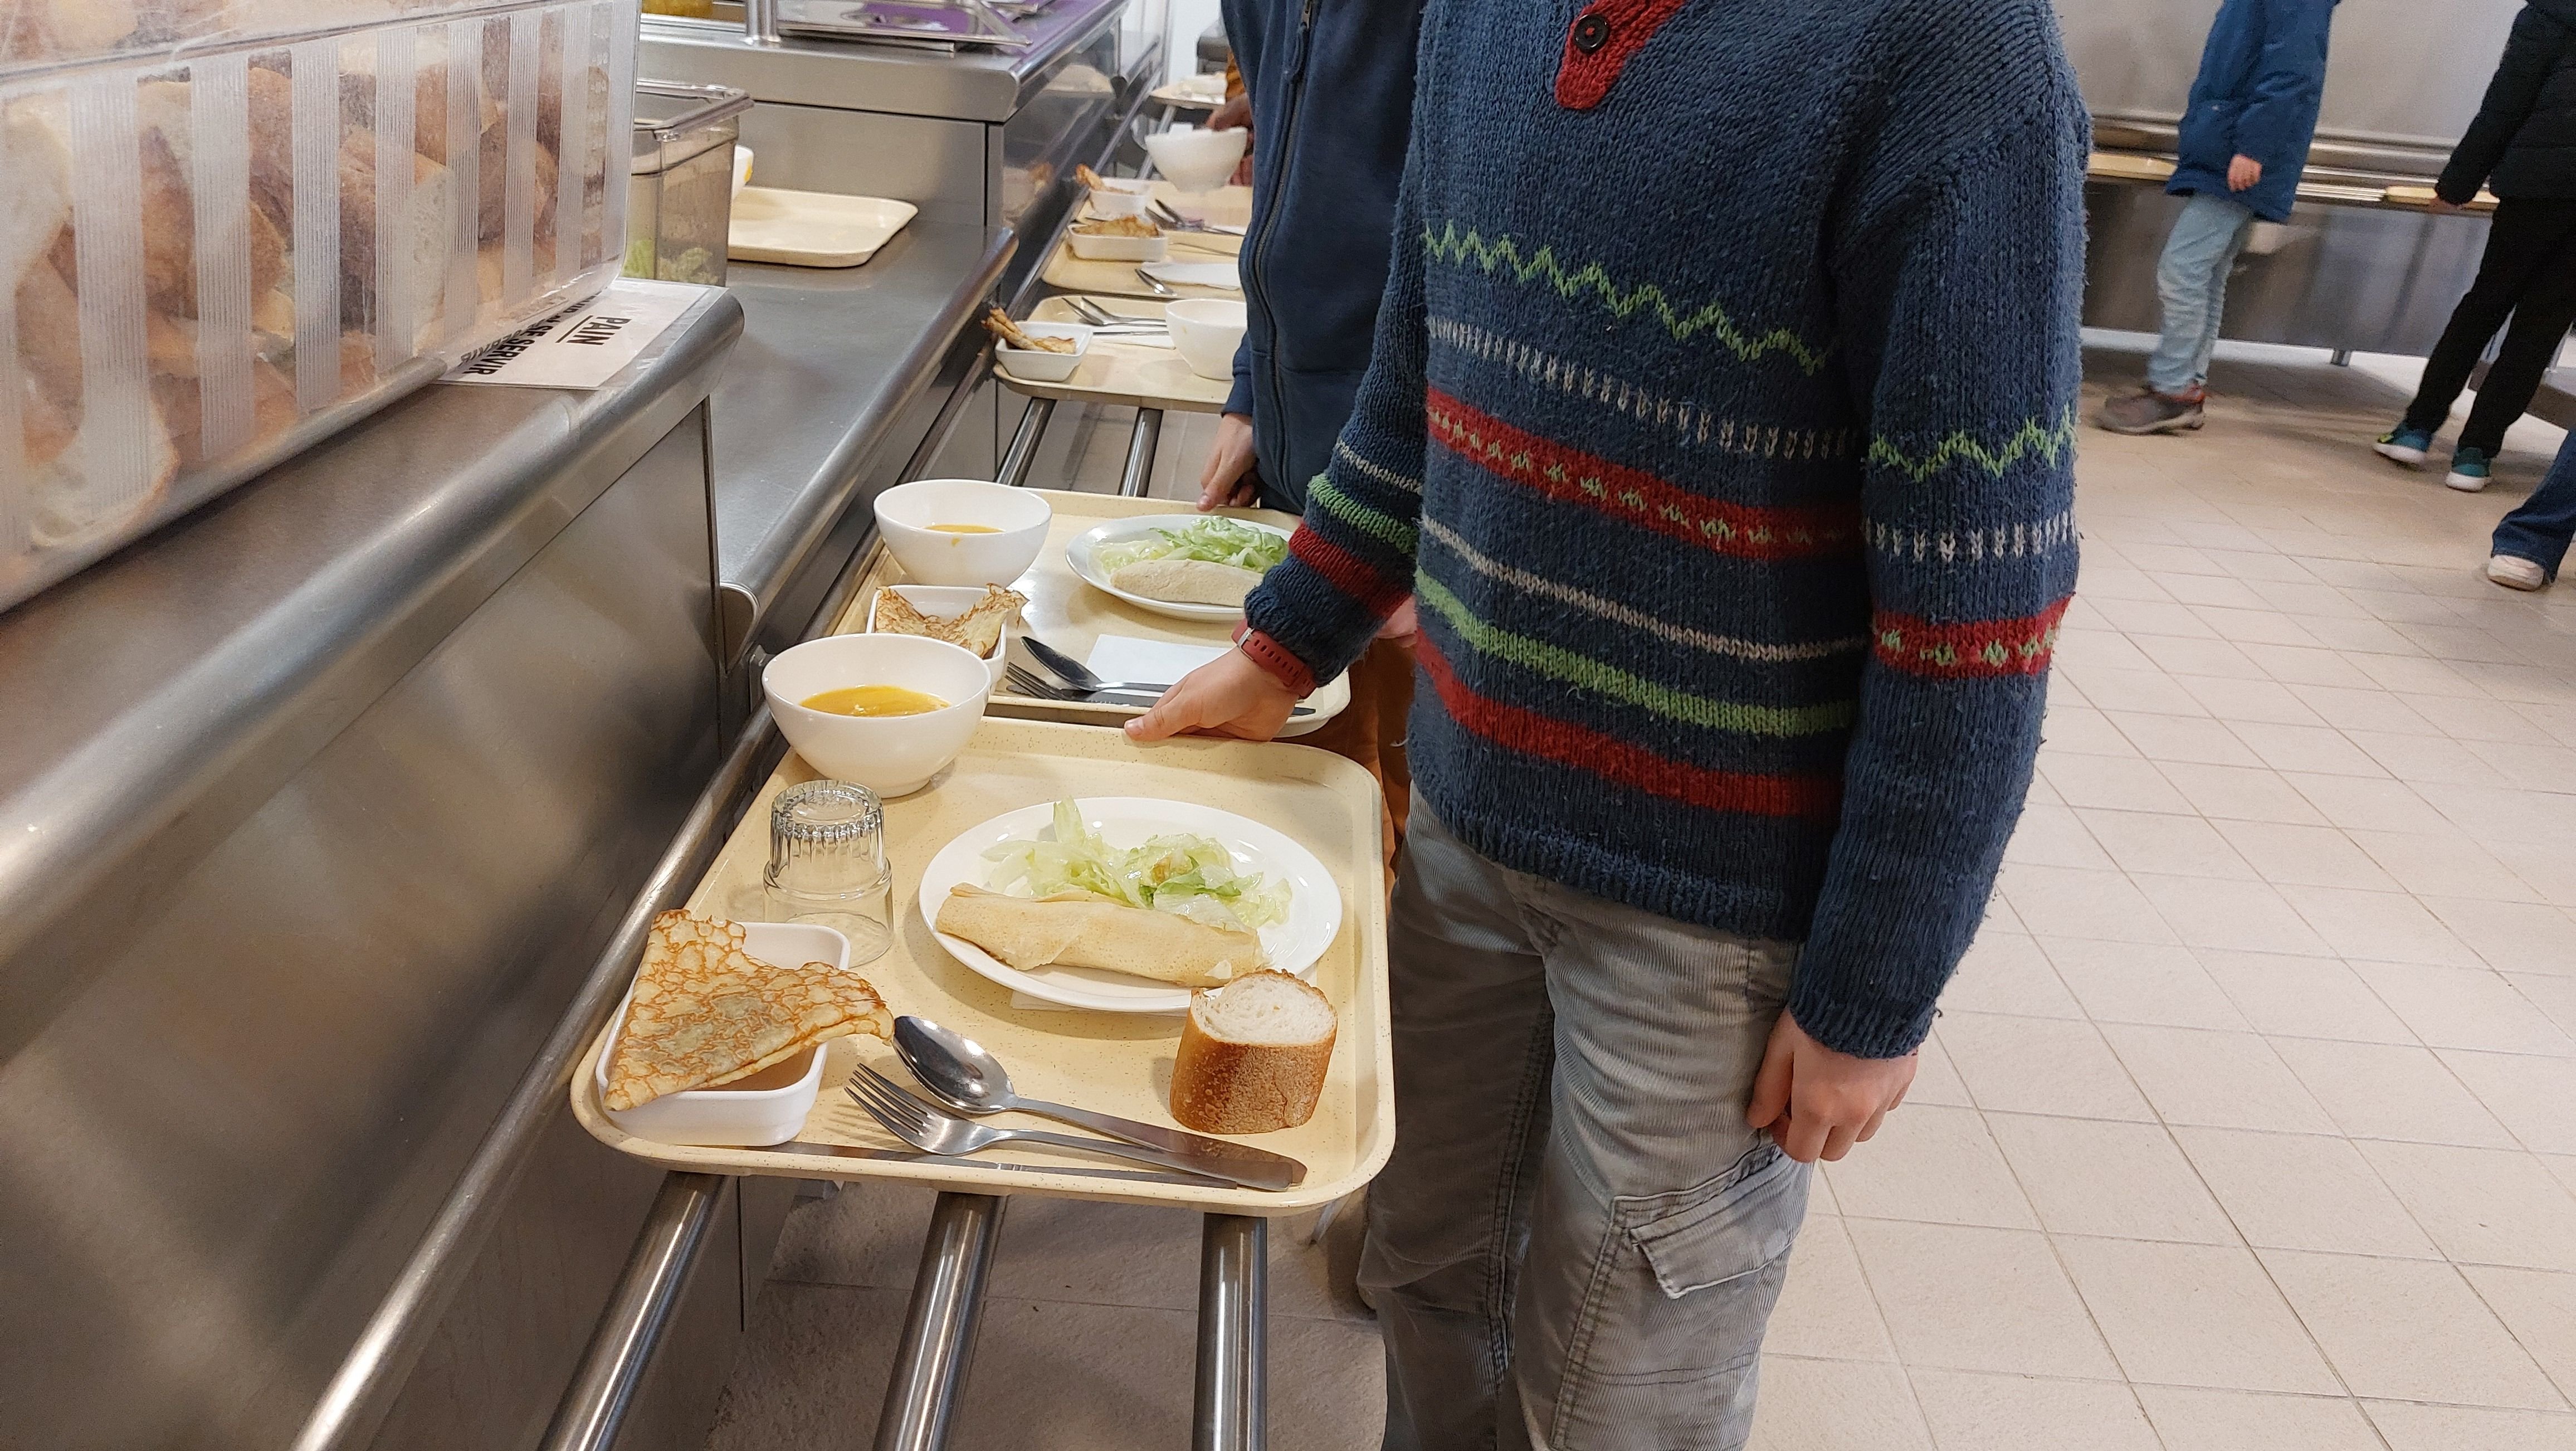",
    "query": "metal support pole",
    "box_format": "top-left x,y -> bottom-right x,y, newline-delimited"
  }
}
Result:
875,1193 -> 1009,1451
997,397 -> 1056,489
2330,349 -> 2354,367
743,0 -> 782,45
536,1172 -> 730,1451
1119,407 -> 1165,498
1192,1215 -> 1267,1451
